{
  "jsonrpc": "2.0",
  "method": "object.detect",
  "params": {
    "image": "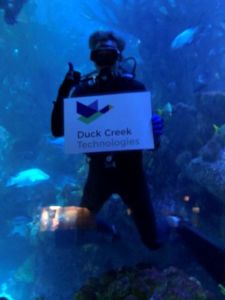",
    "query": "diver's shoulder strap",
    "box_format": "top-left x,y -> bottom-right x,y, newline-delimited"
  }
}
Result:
68,86 -> 78,98
68,75 -> 97,98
